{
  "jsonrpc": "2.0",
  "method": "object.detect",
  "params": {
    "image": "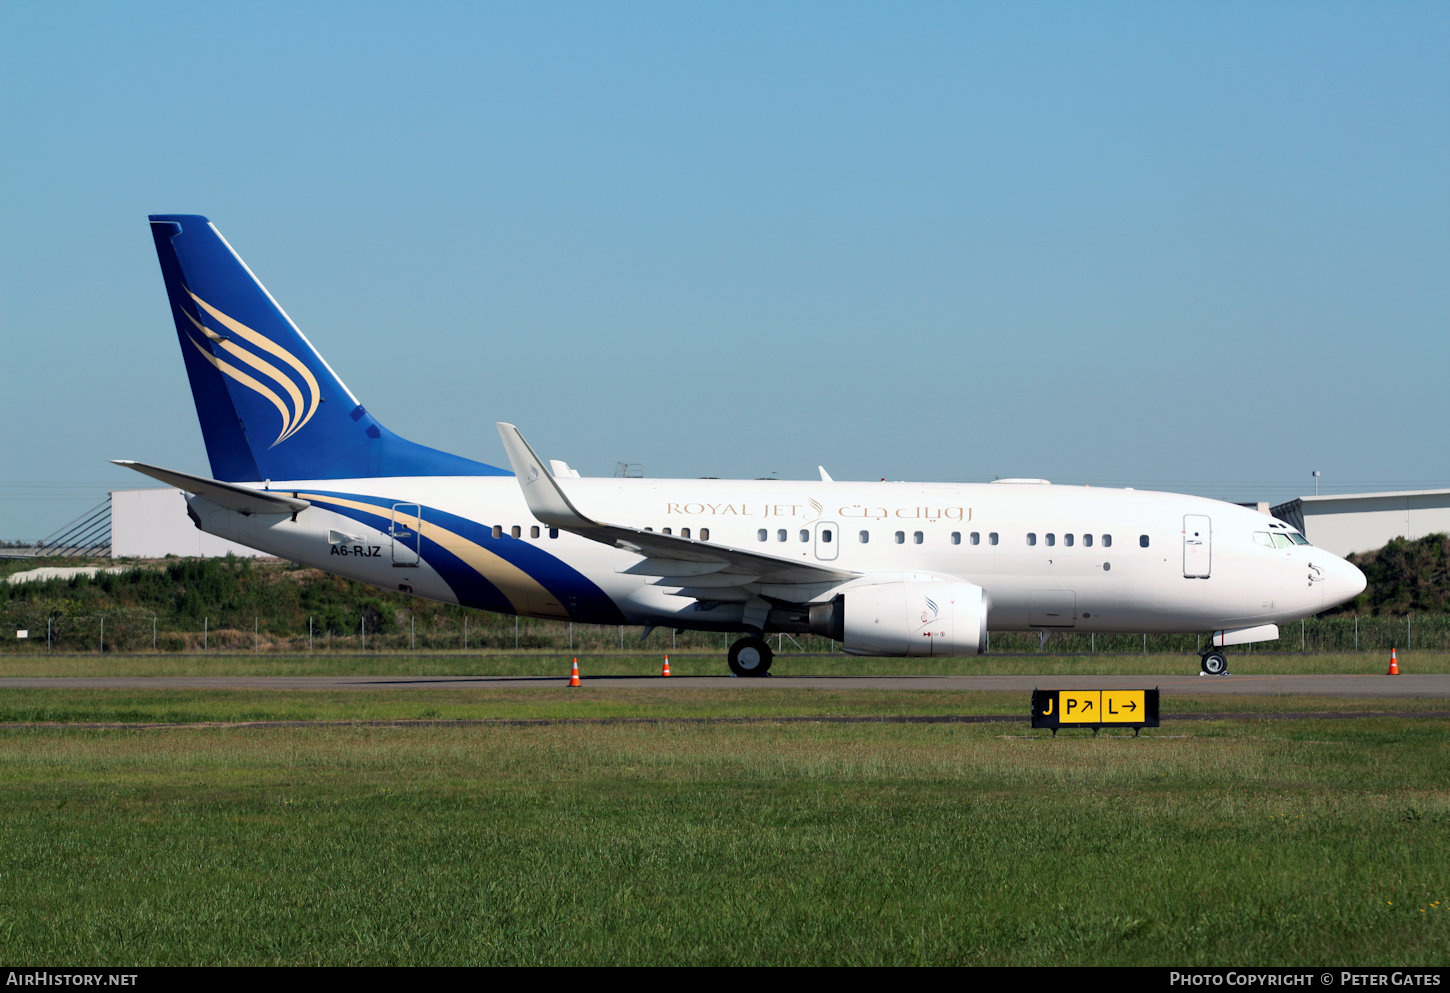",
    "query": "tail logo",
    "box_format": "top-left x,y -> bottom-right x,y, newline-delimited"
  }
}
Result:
180,290 -> 322,448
